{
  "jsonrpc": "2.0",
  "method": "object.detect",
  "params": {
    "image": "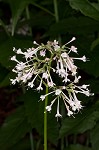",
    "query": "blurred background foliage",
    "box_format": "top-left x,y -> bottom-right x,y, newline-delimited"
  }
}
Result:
0,0 -> 99,150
